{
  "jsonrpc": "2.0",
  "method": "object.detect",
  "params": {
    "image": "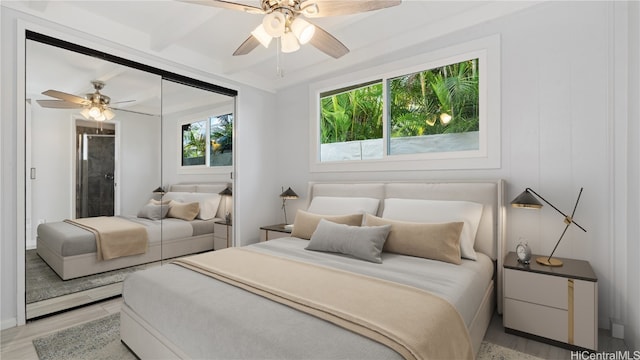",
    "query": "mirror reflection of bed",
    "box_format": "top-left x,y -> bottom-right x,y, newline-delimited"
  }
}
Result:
27,182 -> 232,319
